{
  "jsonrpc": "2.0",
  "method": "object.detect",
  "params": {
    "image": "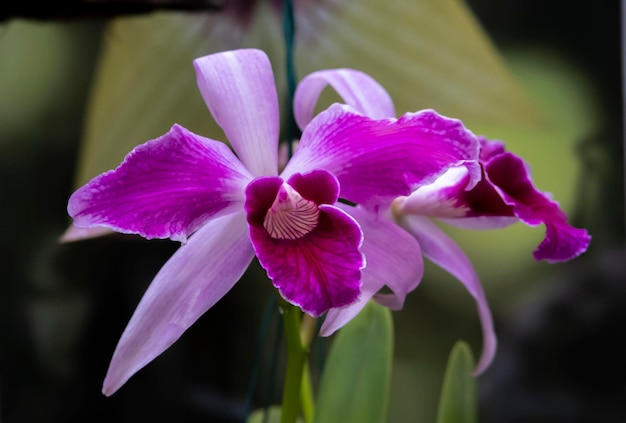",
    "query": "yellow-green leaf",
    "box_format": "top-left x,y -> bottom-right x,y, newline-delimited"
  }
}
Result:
294,0 -> 542,127
75,0 -> 540,187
